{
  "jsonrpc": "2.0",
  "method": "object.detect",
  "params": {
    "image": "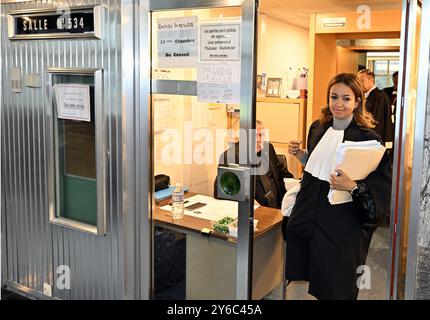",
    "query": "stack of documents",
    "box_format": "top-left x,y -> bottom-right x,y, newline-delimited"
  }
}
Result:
328,140 -> 386,205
